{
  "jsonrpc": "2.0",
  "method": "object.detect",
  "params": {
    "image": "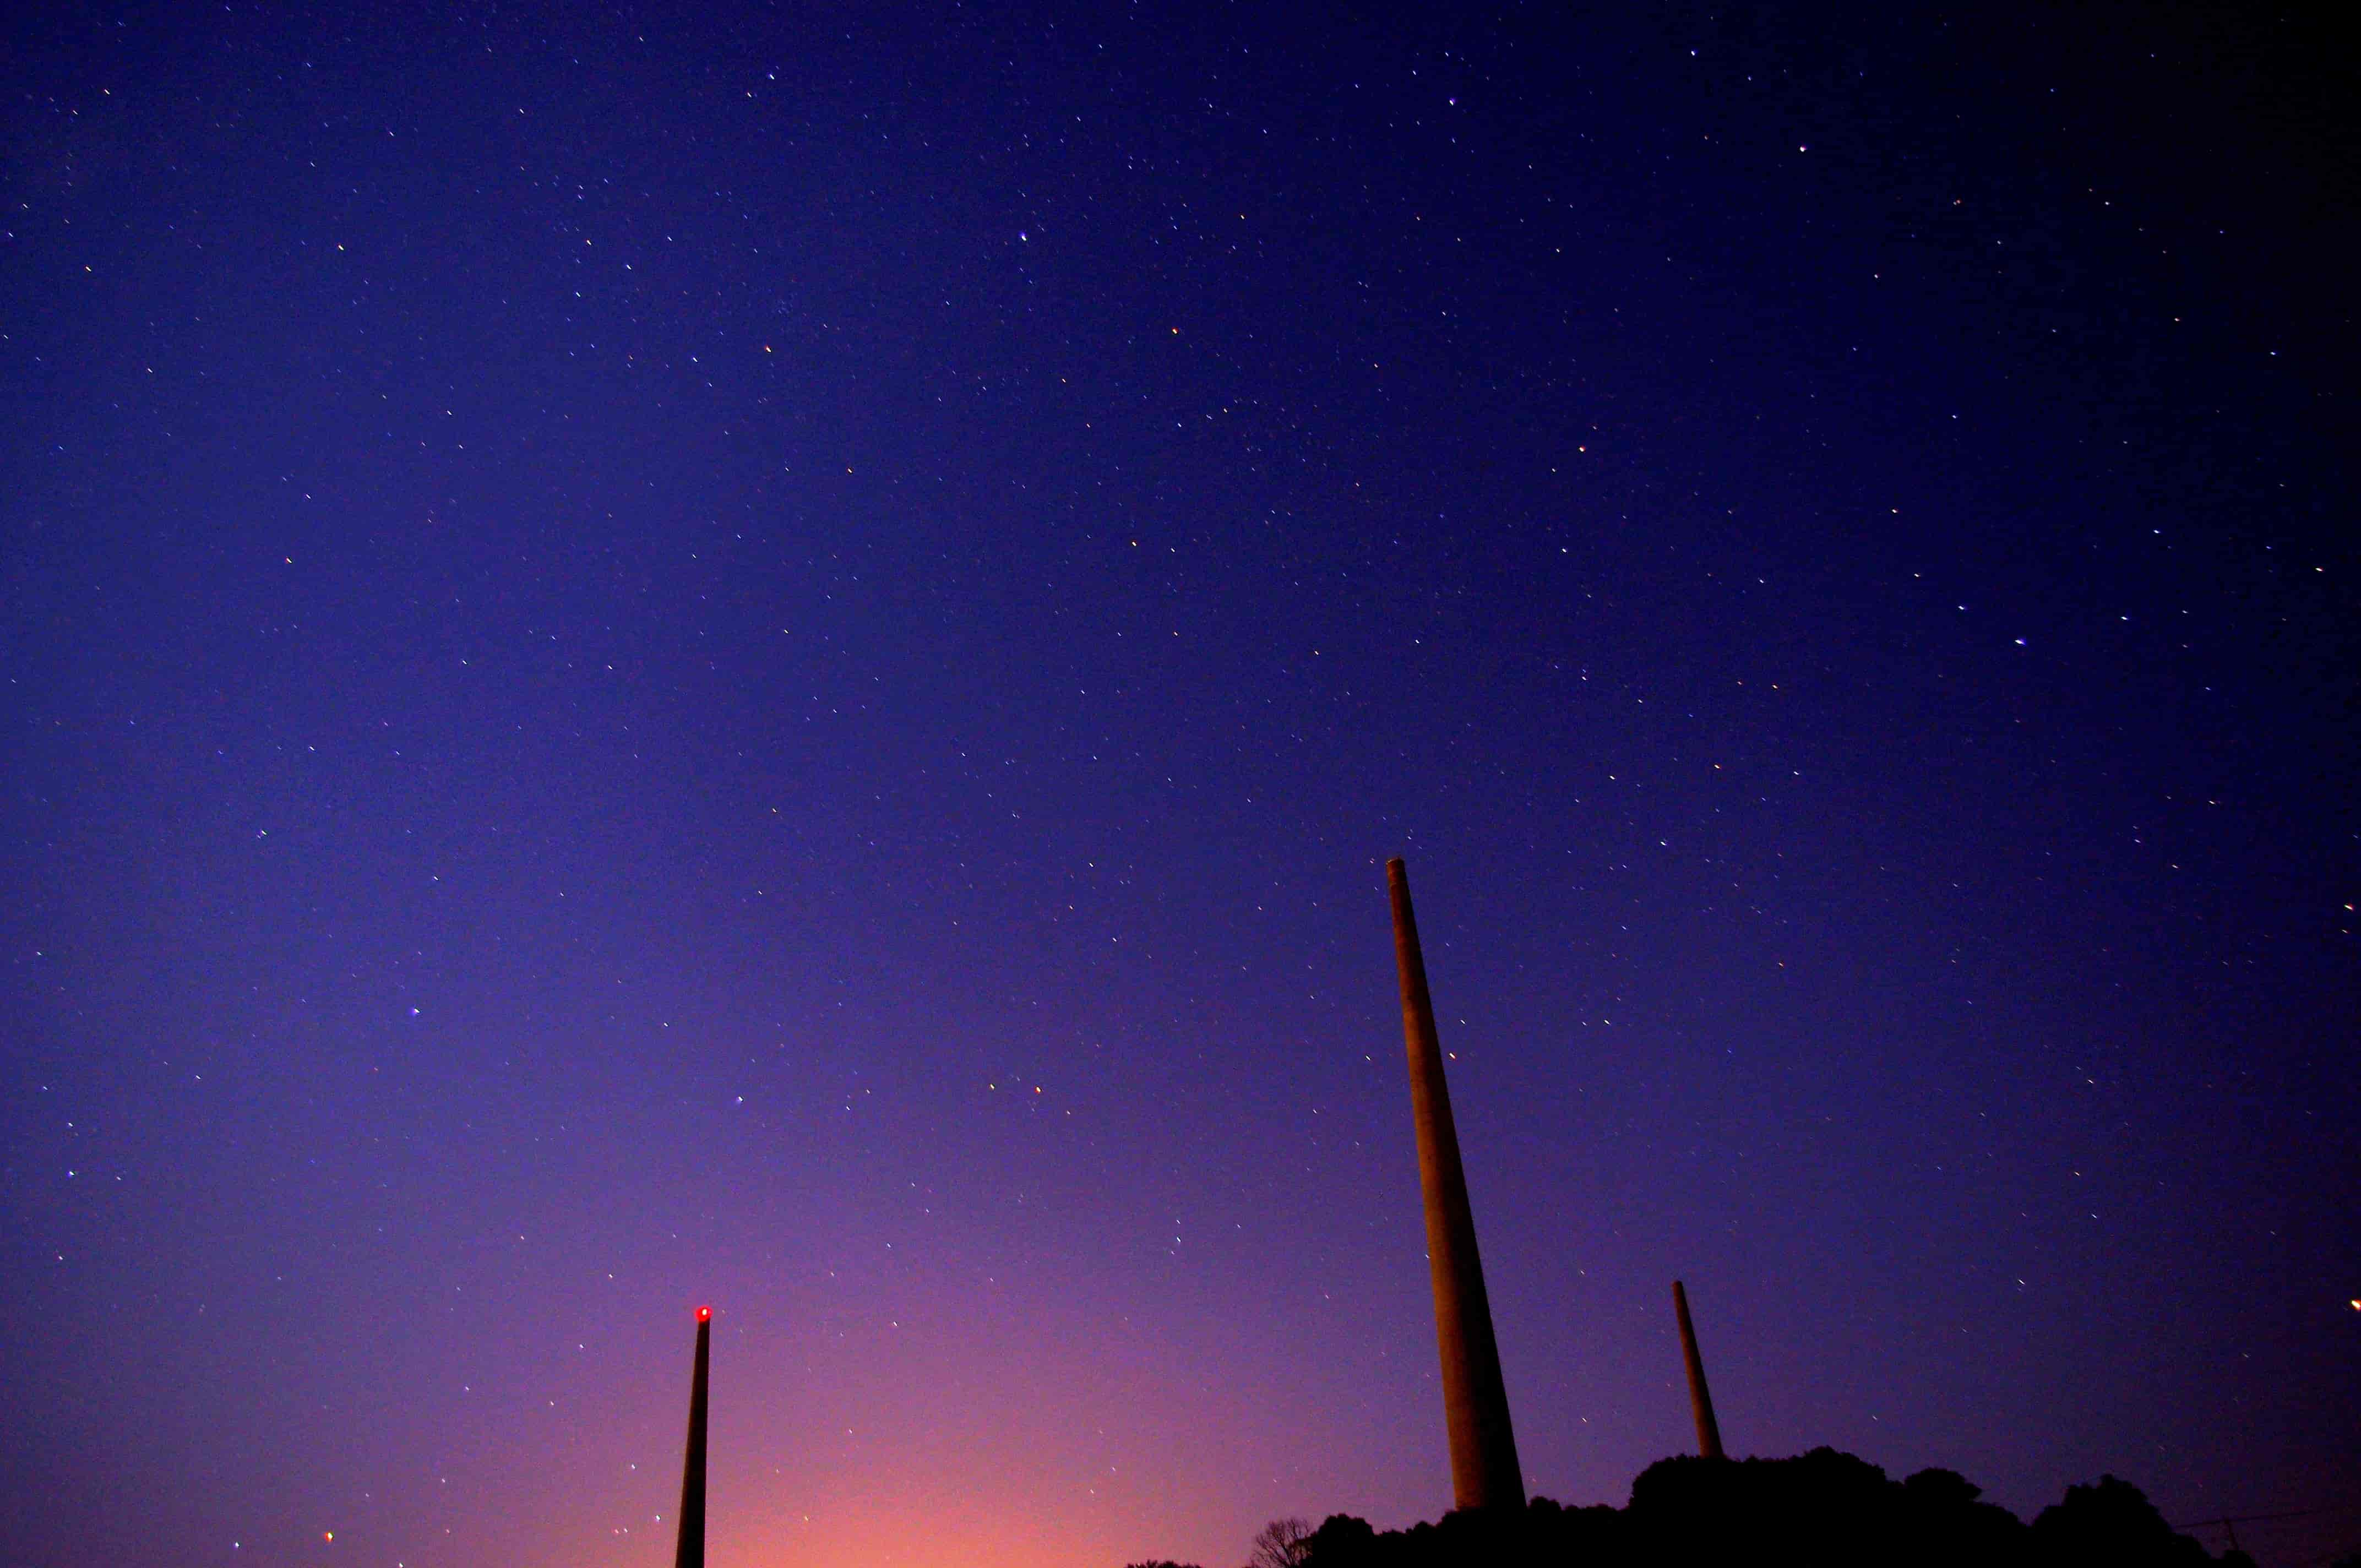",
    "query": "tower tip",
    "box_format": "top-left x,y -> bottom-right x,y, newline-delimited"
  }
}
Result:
696,1305 -> 711,1322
